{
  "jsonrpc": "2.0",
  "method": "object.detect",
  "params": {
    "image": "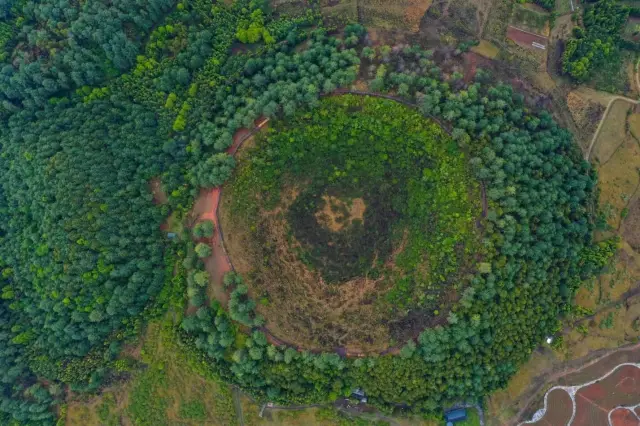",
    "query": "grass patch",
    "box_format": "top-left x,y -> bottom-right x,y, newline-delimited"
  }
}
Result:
590,51 -> 632,95
555,0 -> 574,15
66,319 -> 237,426
511,4 -> 550,34
483,0 -> 514,42
471,40 -> 500,58
456,408 -> 481,426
